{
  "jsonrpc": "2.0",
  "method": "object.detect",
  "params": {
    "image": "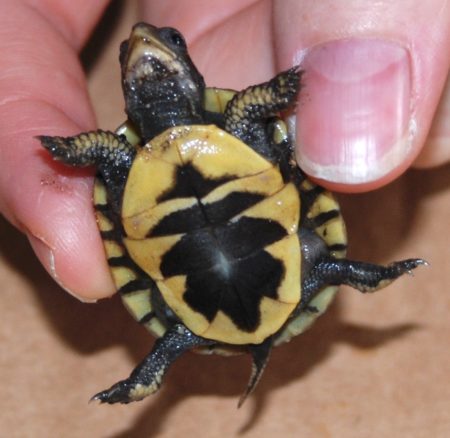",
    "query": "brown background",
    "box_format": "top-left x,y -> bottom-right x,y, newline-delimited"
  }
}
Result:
1,3 -> 449,437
